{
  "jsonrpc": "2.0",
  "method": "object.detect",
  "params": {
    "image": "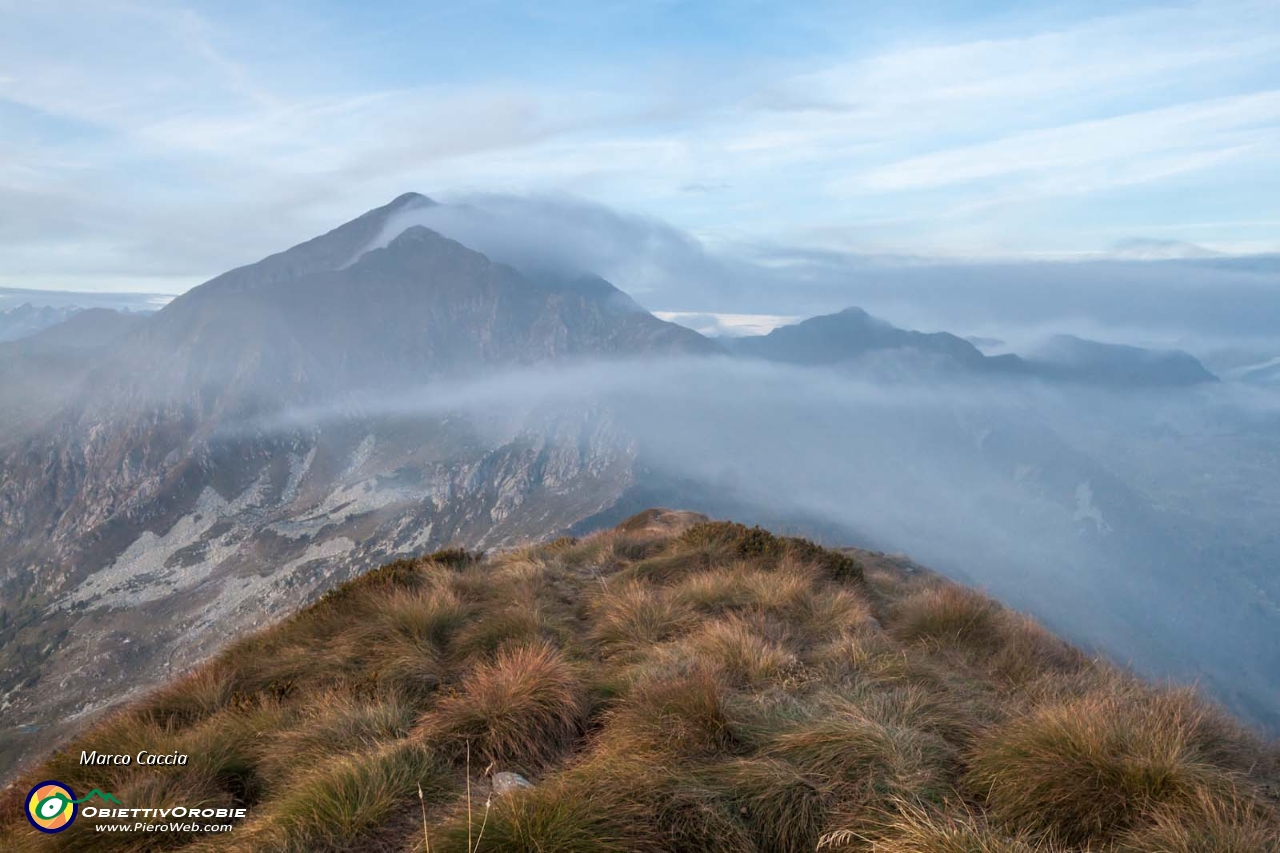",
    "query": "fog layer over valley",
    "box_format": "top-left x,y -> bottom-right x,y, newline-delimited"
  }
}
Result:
2,194 -> 1278,781
249,357 -> 1280,729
